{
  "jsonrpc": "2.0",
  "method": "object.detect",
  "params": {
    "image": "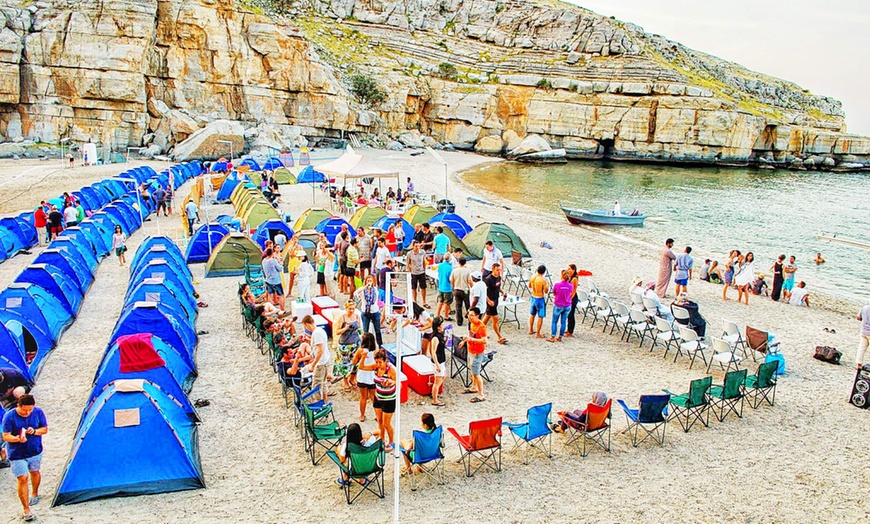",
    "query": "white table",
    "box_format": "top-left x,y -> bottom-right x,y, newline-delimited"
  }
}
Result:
498,295 -> 526,329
